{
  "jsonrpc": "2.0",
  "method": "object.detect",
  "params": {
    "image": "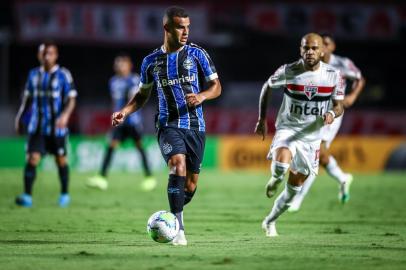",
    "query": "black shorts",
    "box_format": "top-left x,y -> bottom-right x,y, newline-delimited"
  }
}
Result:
158,127 -> 206,174
111,124 -> 142,142
26,134 -> 67,156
